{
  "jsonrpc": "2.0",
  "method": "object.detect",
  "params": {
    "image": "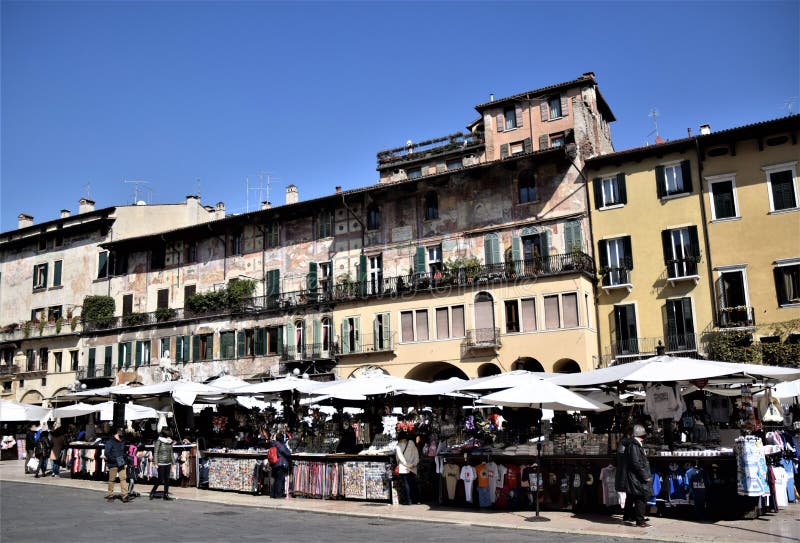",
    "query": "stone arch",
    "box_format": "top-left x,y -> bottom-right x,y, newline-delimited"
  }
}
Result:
553,358 -> 581,374
20,390 -> 44,406
51,387 -> 71,399
477,363 -> 502,377
405,362 -> 468,383
348,365 -> 389,379
511,357 -> 544,372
